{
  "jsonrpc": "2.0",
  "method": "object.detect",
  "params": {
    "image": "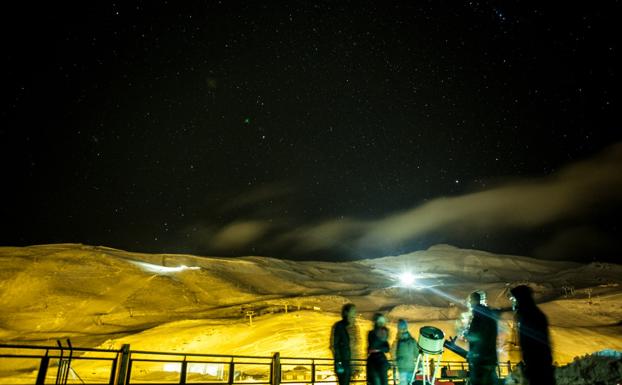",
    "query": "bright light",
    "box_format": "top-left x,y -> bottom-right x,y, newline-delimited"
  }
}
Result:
399,271 -> 416,287
129,260 -> 201,274
163,363 -> 181,372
